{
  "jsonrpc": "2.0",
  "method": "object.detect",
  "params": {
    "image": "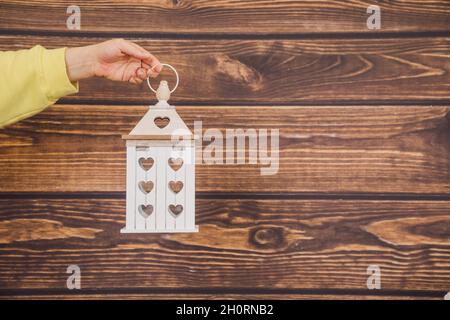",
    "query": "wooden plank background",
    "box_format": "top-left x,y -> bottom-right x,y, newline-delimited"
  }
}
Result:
3,36 -> 450,104
0,1 -> 449,300
1,1 -> 449,34
0,198 -> 449,291
1,105 -> 450,194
